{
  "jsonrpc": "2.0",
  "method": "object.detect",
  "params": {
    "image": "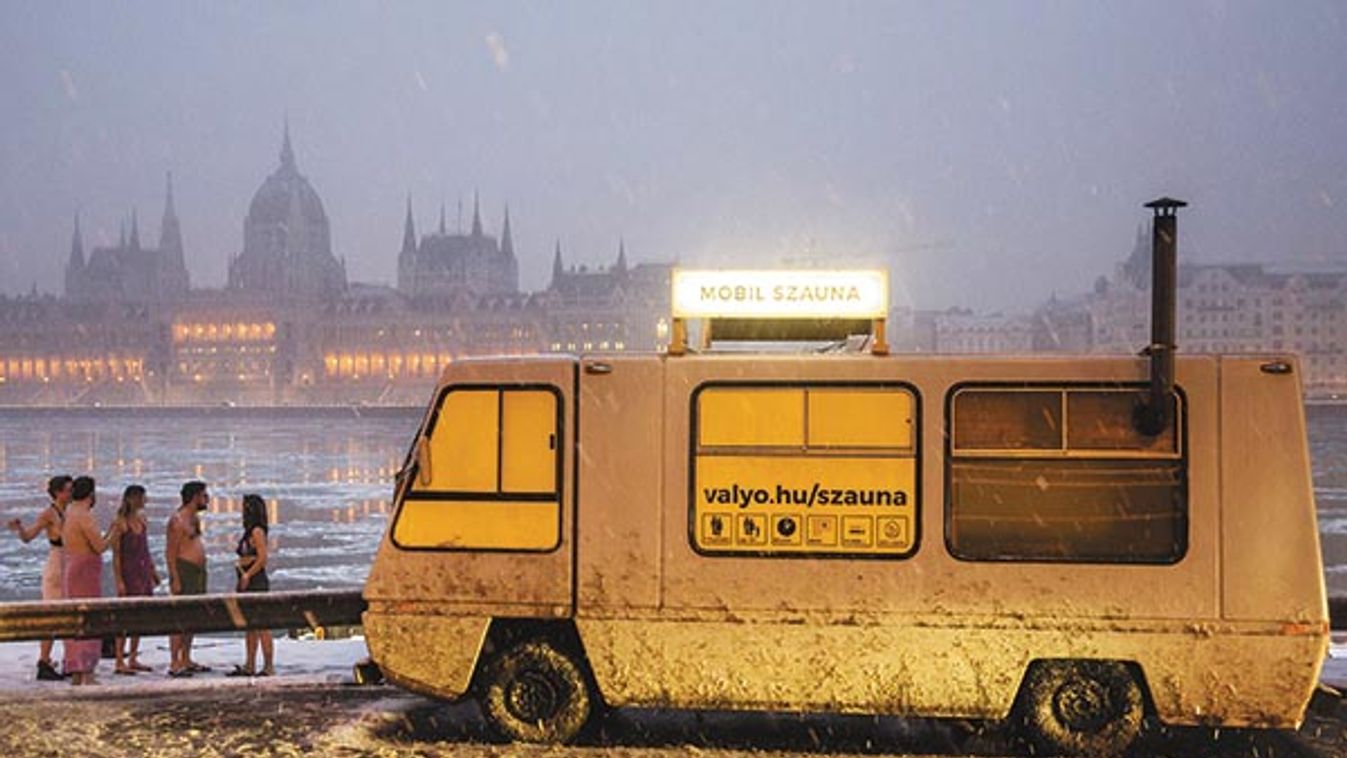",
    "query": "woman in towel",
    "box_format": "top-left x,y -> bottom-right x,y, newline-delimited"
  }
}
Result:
60,475 -> 109,685
108,484 -> 160,674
